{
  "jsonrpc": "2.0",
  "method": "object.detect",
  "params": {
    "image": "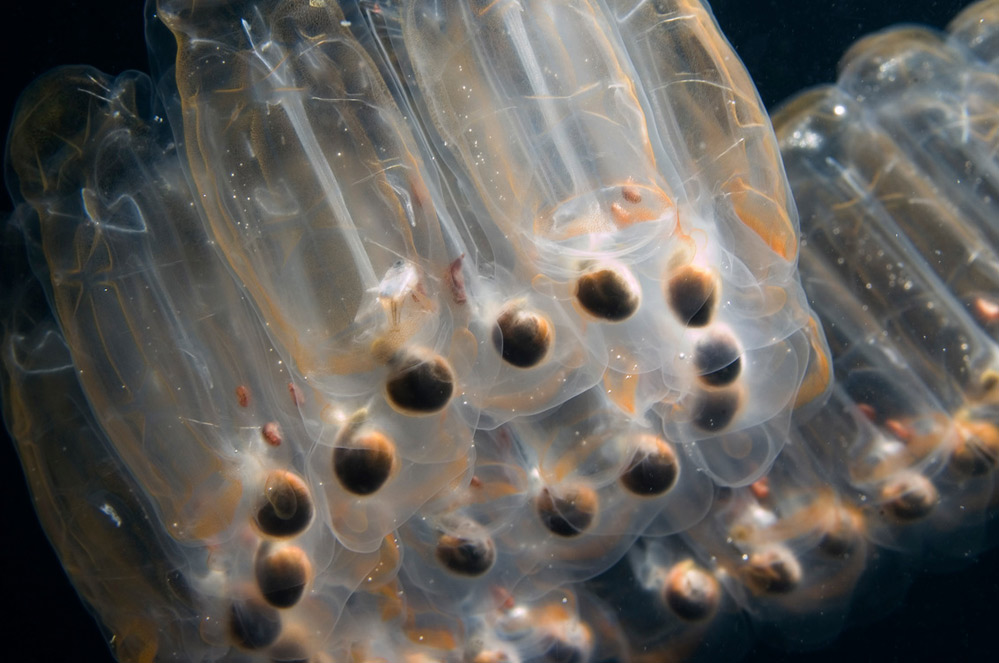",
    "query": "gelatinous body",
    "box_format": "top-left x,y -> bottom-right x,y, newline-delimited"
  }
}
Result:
1,1 -> 997,662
